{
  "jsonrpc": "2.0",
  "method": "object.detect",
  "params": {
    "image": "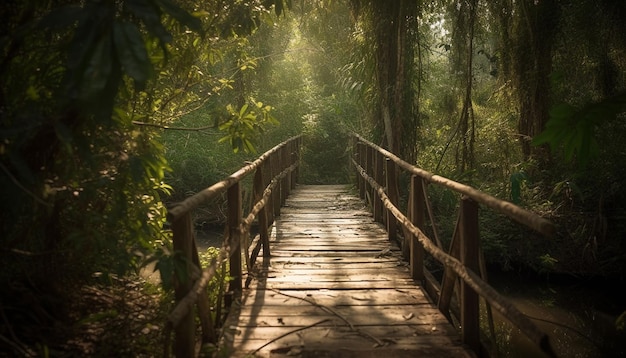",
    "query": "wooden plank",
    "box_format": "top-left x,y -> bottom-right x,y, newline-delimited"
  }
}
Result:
229,325 -> 459,340
224,185 -> 473,358
248,280 -> 419,290
266,251 -> 400,258
227,336 -> 472,358
262,261 -> 407,269
257,268 -> 411,277
240,289 -> 432,306
267,256 -> 401,263
237,305 -> 449,325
